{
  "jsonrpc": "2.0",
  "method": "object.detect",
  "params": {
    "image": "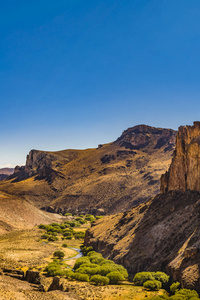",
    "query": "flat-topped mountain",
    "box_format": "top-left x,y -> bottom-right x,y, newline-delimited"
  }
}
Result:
0,124 -> 176,215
